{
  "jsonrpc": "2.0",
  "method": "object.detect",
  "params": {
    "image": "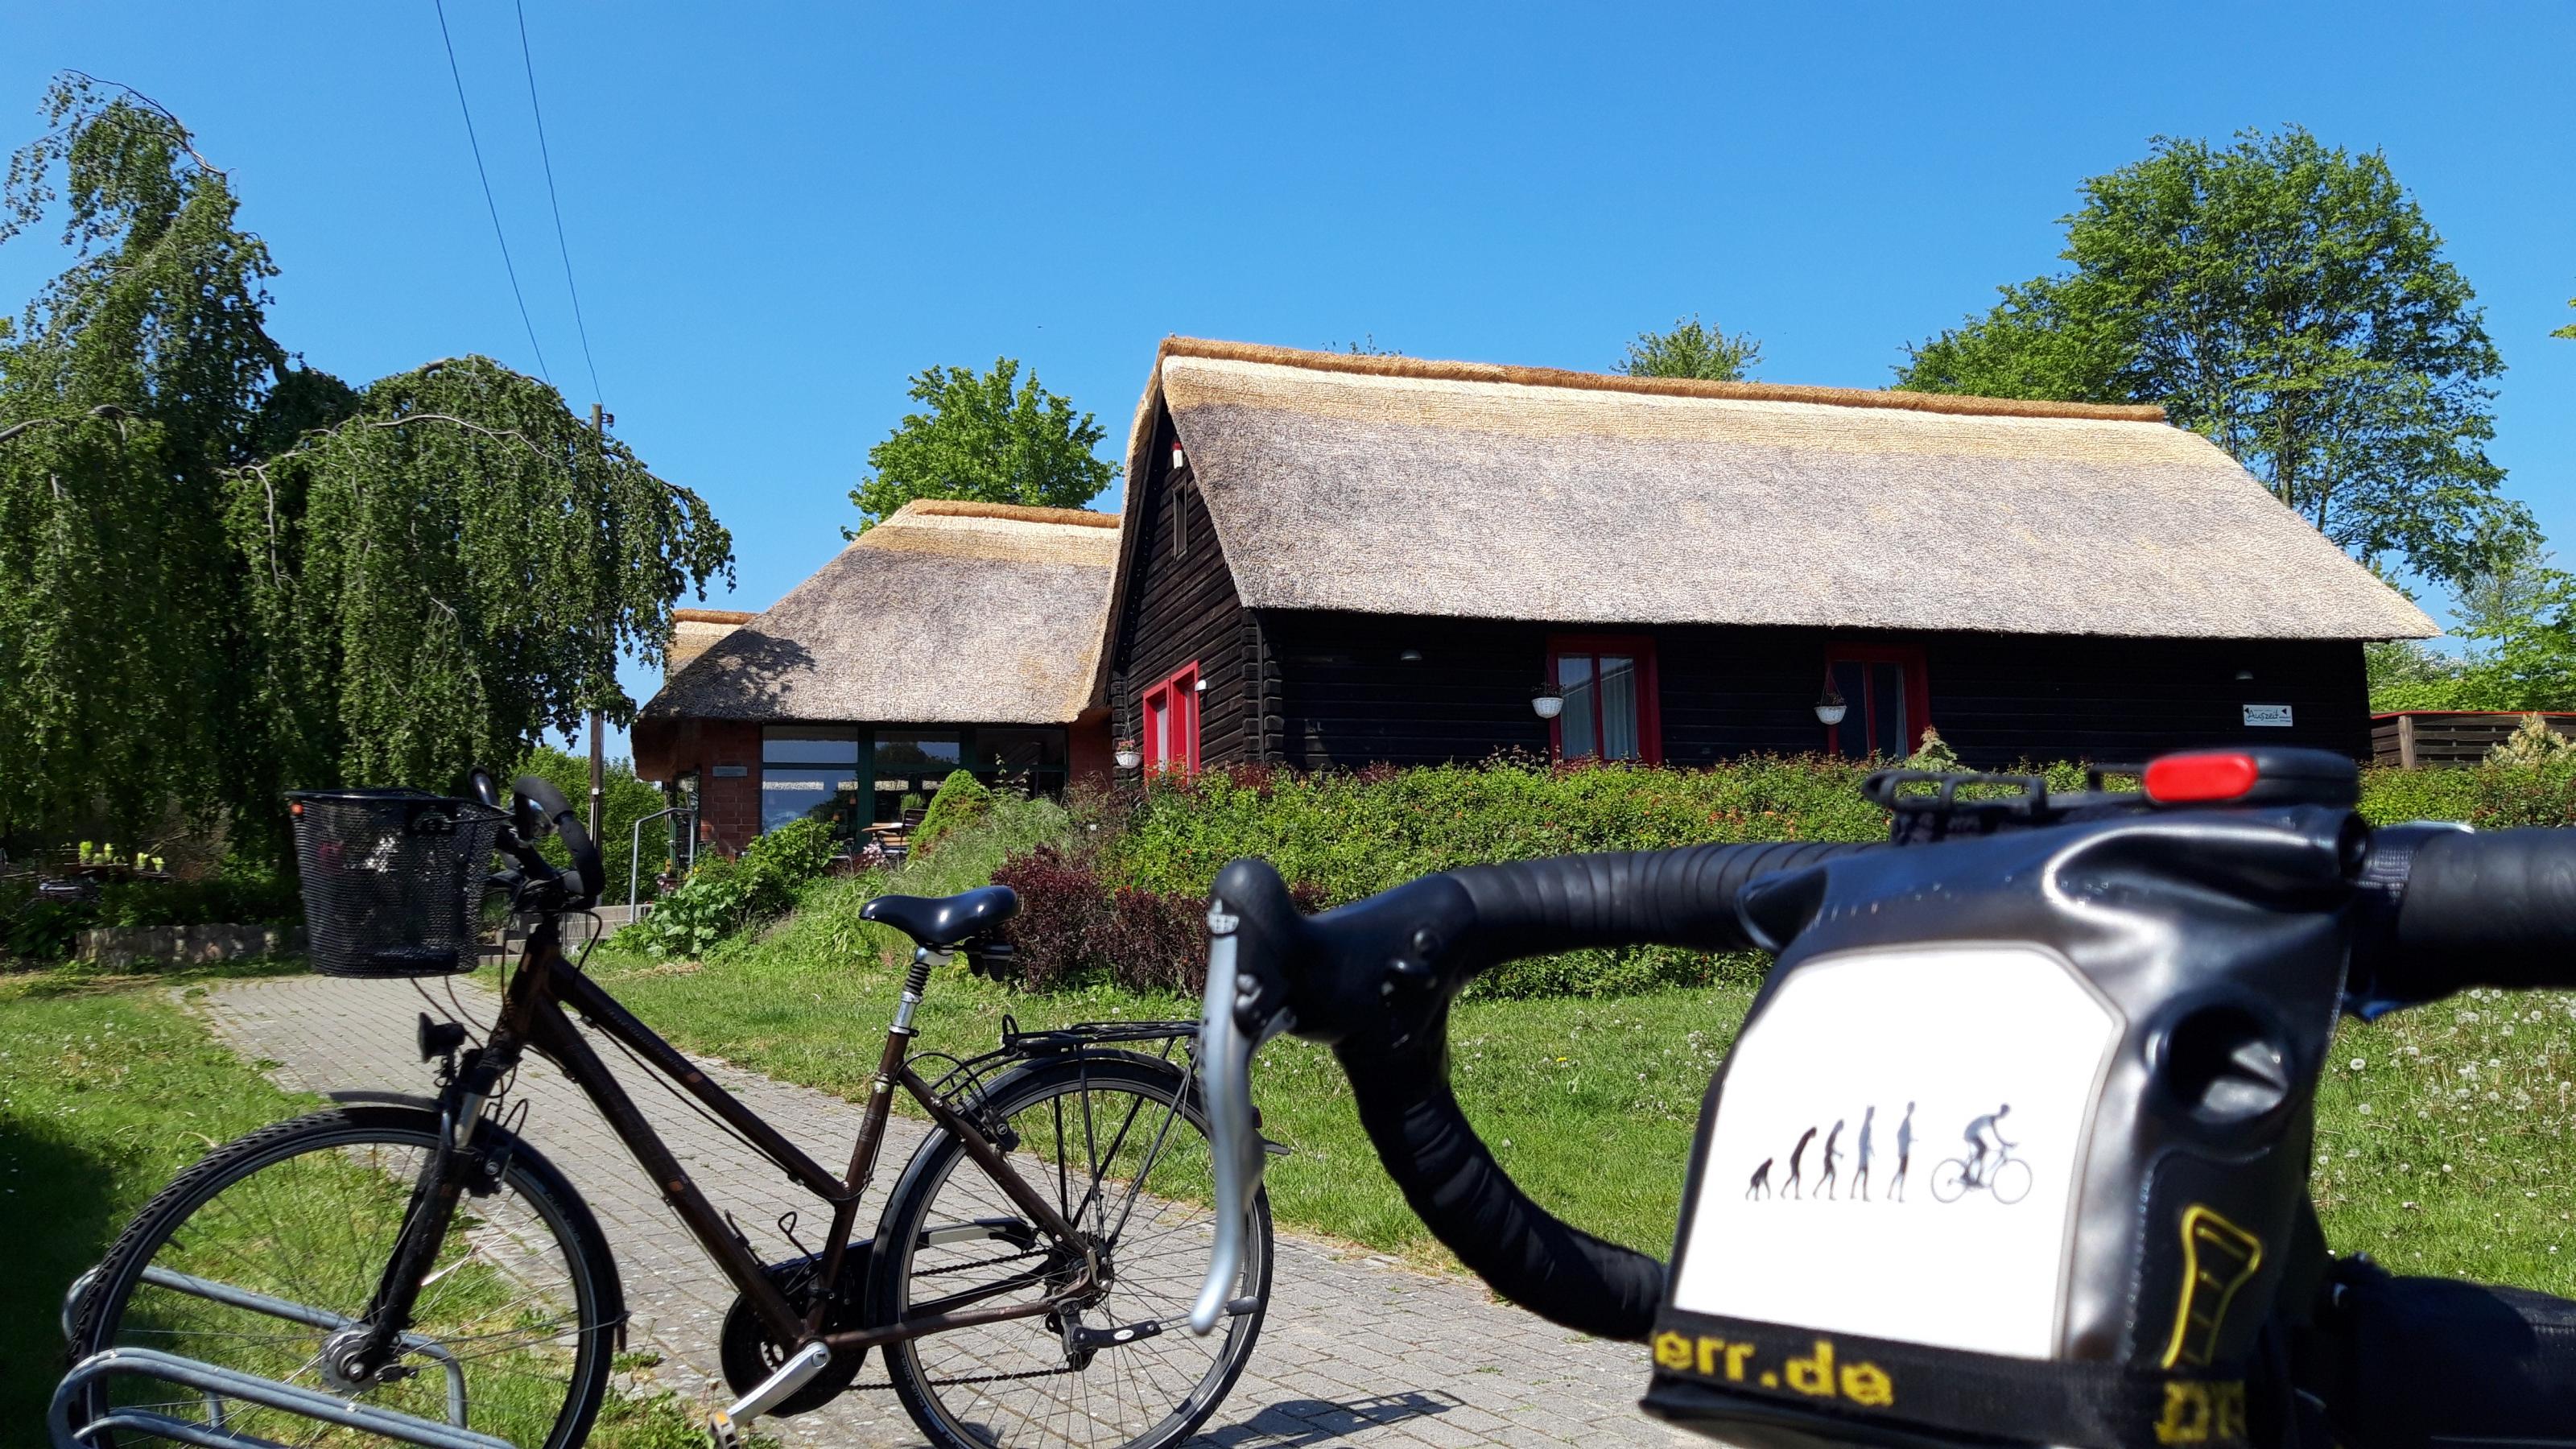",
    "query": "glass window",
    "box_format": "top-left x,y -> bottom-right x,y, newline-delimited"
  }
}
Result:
1828,655 -> 1916,759
873,731 -> 963,822
762,768 -> 861,835
1550,644 -> 1652,762
763,727 -> 860,765
761,728 -> 860,840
